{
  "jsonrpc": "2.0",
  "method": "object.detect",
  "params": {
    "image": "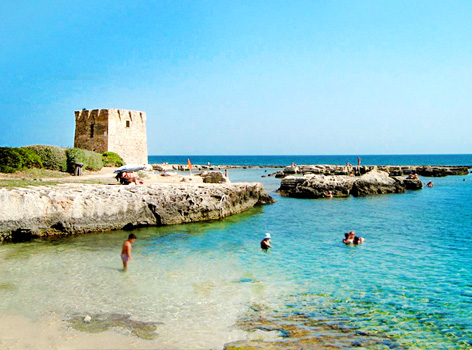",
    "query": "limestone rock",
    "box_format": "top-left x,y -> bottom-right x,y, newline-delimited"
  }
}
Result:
278,175 -> 355,199
199,171 -> 228,184
0,182 -> 273,242
277,169 -> 424,198
351,169 -> 405,196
